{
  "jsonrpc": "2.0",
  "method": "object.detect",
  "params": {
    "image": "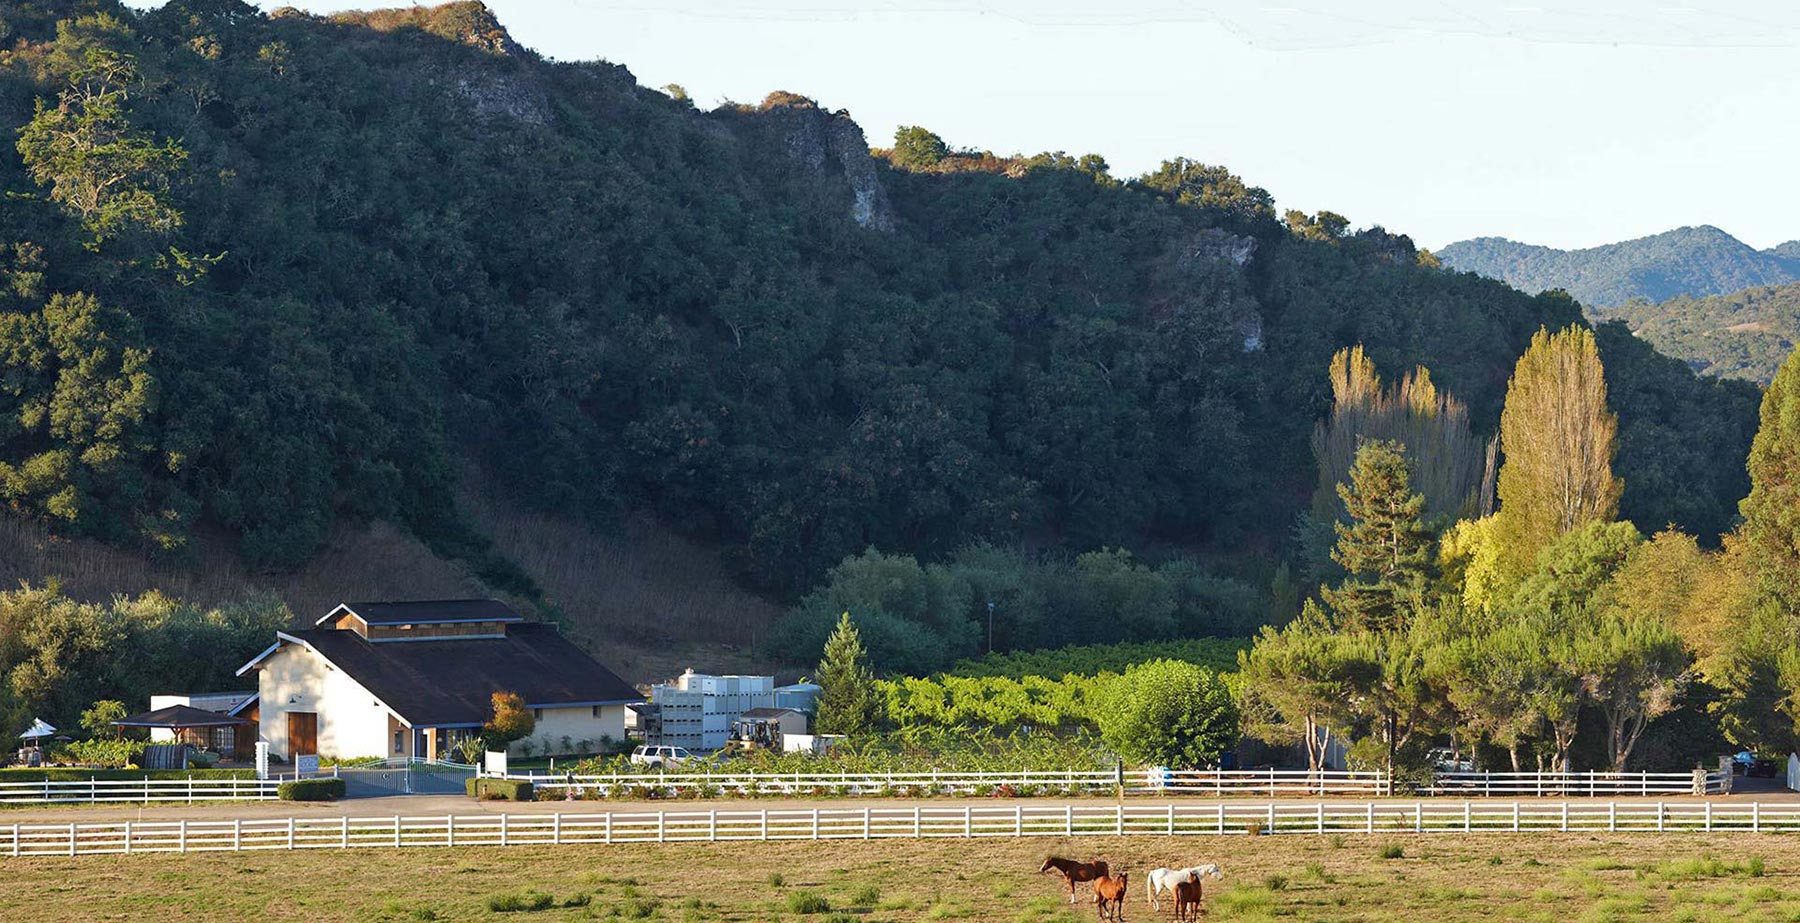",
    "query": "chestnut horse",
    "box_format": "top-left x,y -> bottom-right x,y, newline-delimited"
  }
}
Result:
1094,871 -> 1130,922
1172,878 -> 1203,922
1040,856 -> 1110,904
